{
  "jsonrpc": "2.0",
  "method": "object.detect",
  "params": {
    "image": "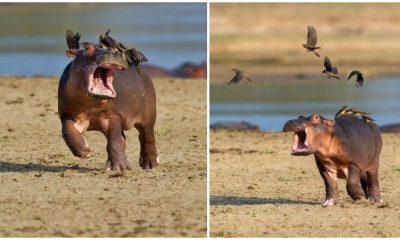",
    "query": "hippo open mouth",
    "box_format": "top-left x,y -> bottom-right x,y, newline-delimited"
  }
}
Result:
292,130 -> 309,155
87,63 -> 126,99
